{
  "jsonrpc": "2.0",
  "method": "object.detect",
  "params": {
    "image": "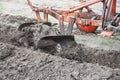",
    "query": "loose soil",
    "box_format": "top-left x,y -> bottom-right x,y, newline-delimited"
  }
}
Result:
0,0 -> 120,80
0,13 -> 120,80
1,42 -> 120,80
